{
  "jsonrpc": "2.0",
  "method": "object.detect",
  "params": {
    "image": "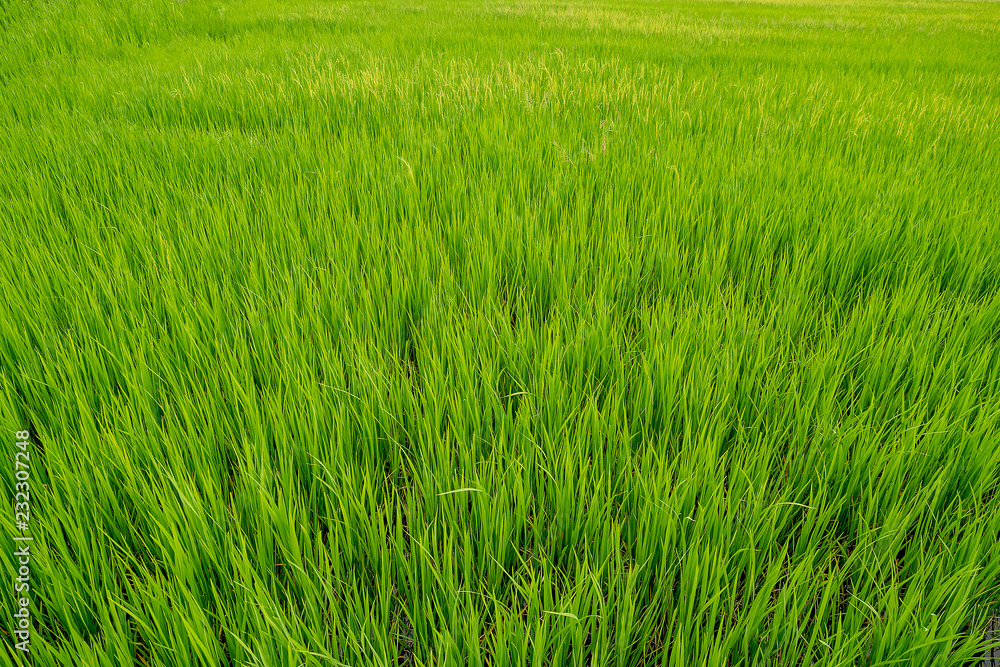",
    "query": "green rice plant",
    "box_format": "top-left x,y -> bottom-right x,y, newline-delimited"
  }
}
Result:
1,0 -> 999,665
